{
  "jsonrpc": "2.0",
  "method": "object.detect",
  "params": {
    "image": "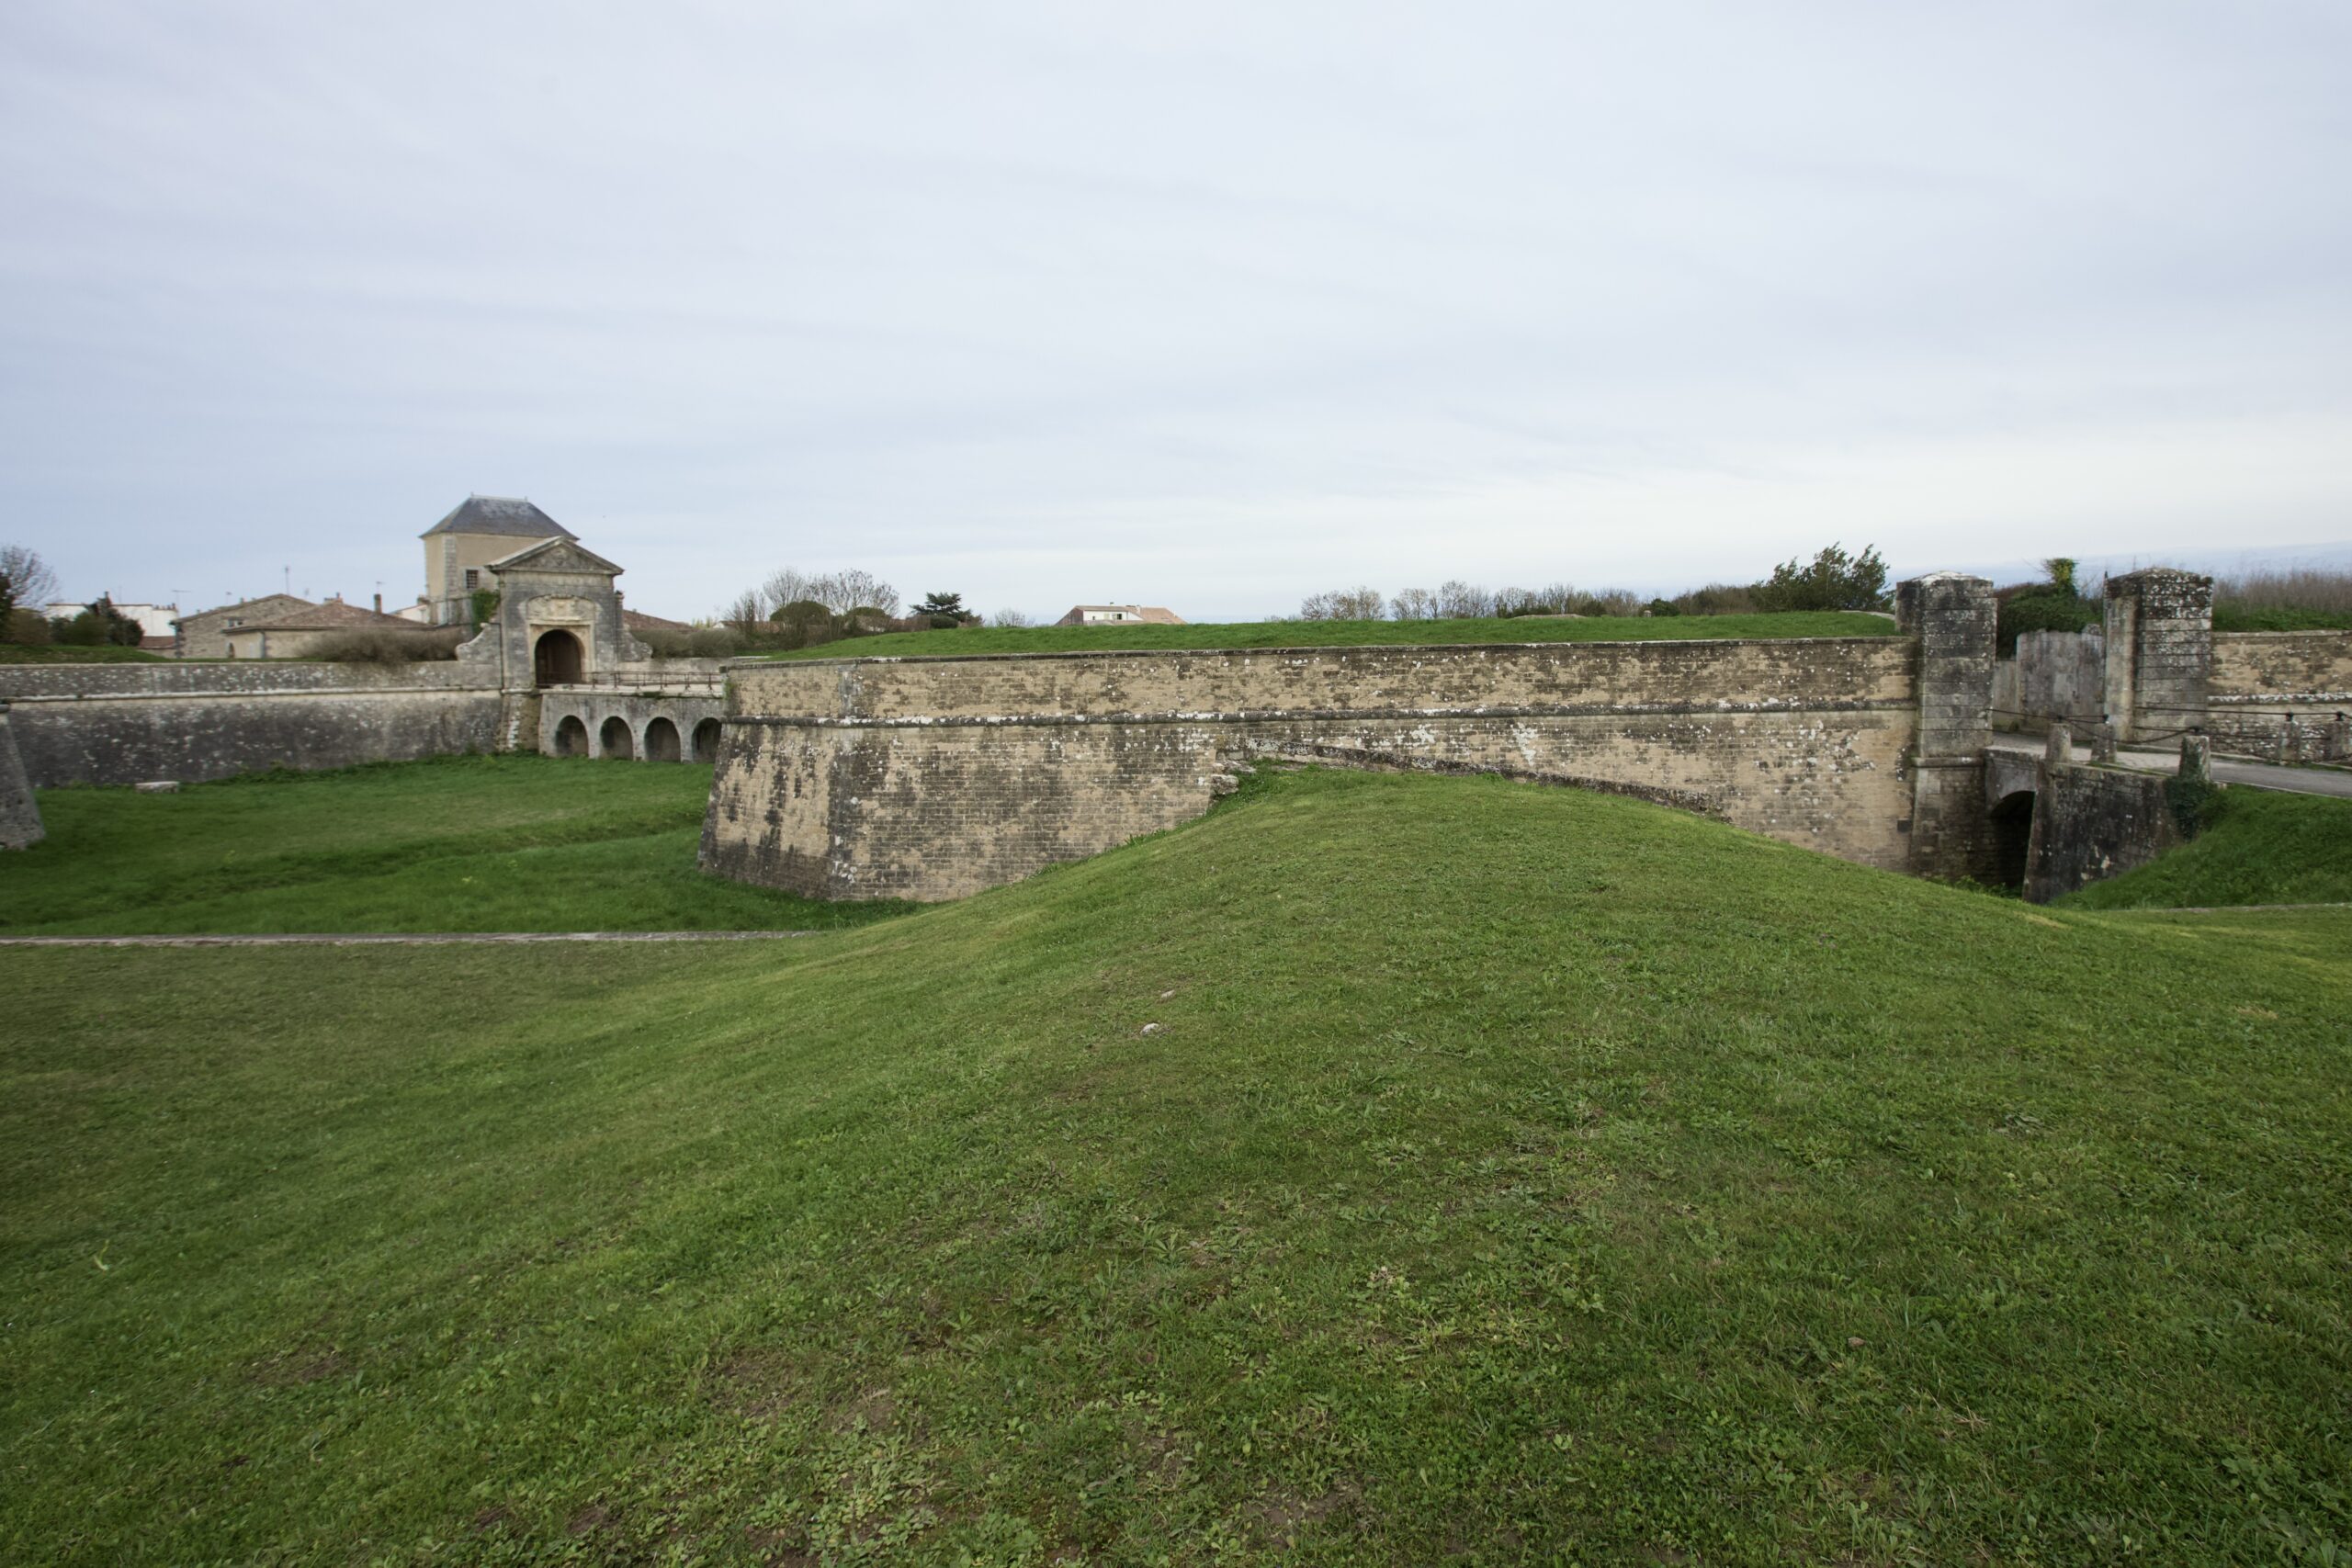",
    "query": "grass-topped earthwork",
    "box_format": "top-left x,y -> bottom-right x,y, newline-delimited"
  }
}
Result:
2059,783 -> 2352,909
757,609 -> 1899,660
6,754 -> 911,934
4,765 -> 2347,1563
0,642 -> 170,663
